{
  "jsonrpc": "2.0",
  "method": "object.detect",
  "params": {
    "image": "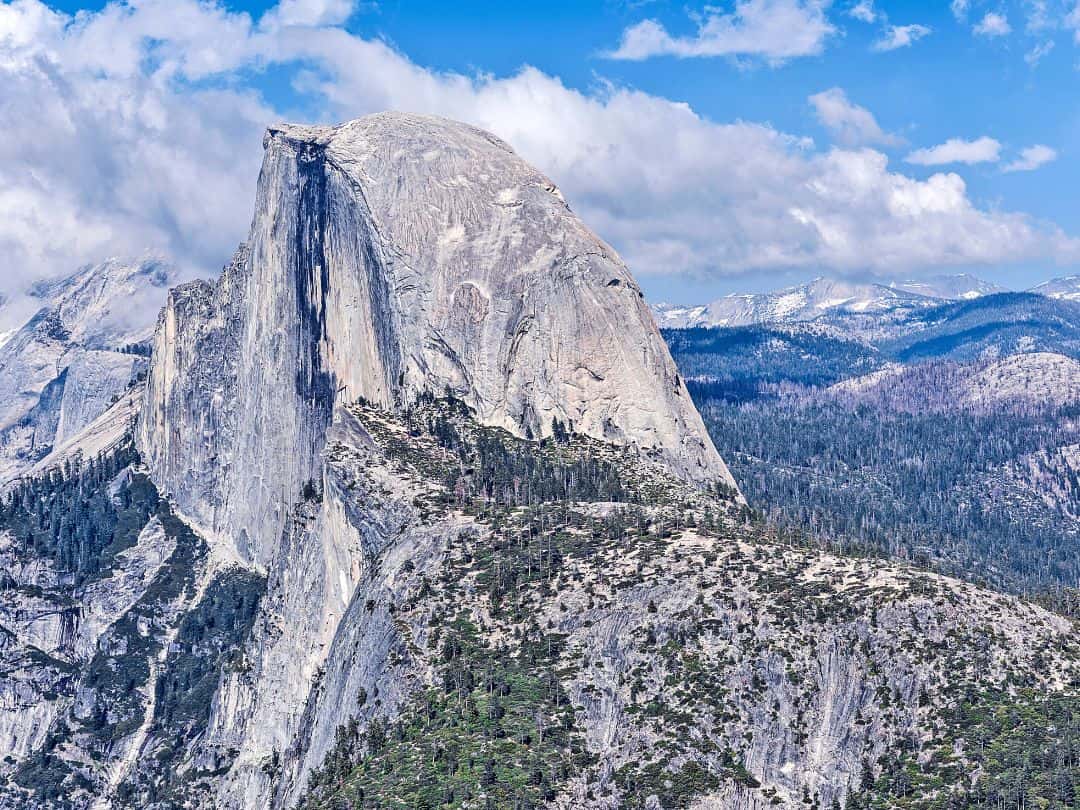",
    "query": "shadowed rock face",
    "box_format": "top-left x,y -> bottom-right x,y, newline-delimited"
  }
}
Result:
139,111 -> 736,566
